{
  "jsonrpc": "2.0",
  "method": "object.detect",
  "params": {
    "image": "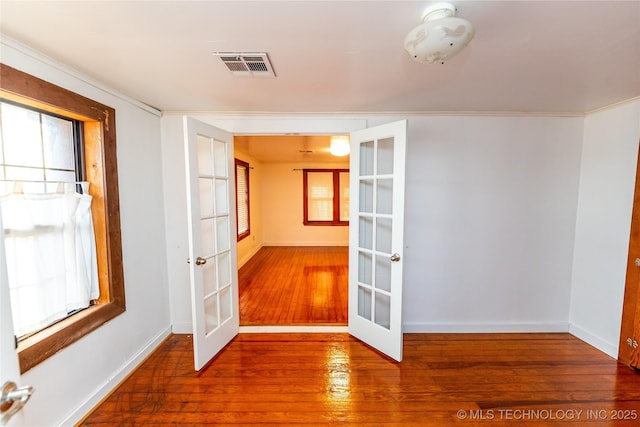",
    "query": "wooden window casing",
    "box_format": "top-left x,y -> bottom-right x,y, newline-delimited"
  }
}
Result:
303,168 -> 349,226
0,64 -> 125,373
